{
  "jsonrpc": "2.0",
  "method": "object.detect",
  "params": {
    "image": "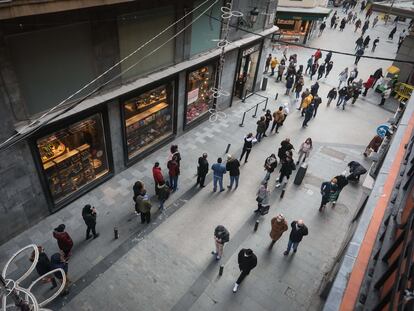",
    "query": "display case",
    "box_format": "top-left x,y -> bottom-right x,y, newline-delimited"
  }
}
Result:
122,83 -> 174,161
